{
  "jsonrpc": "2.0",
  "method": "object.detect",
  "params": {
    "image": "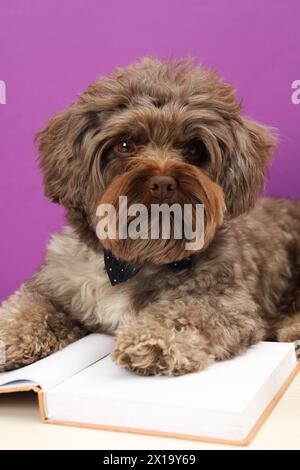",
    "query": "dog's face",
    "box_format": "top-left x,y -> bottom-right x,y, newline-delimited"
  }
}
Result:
37,57 -> 276,264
